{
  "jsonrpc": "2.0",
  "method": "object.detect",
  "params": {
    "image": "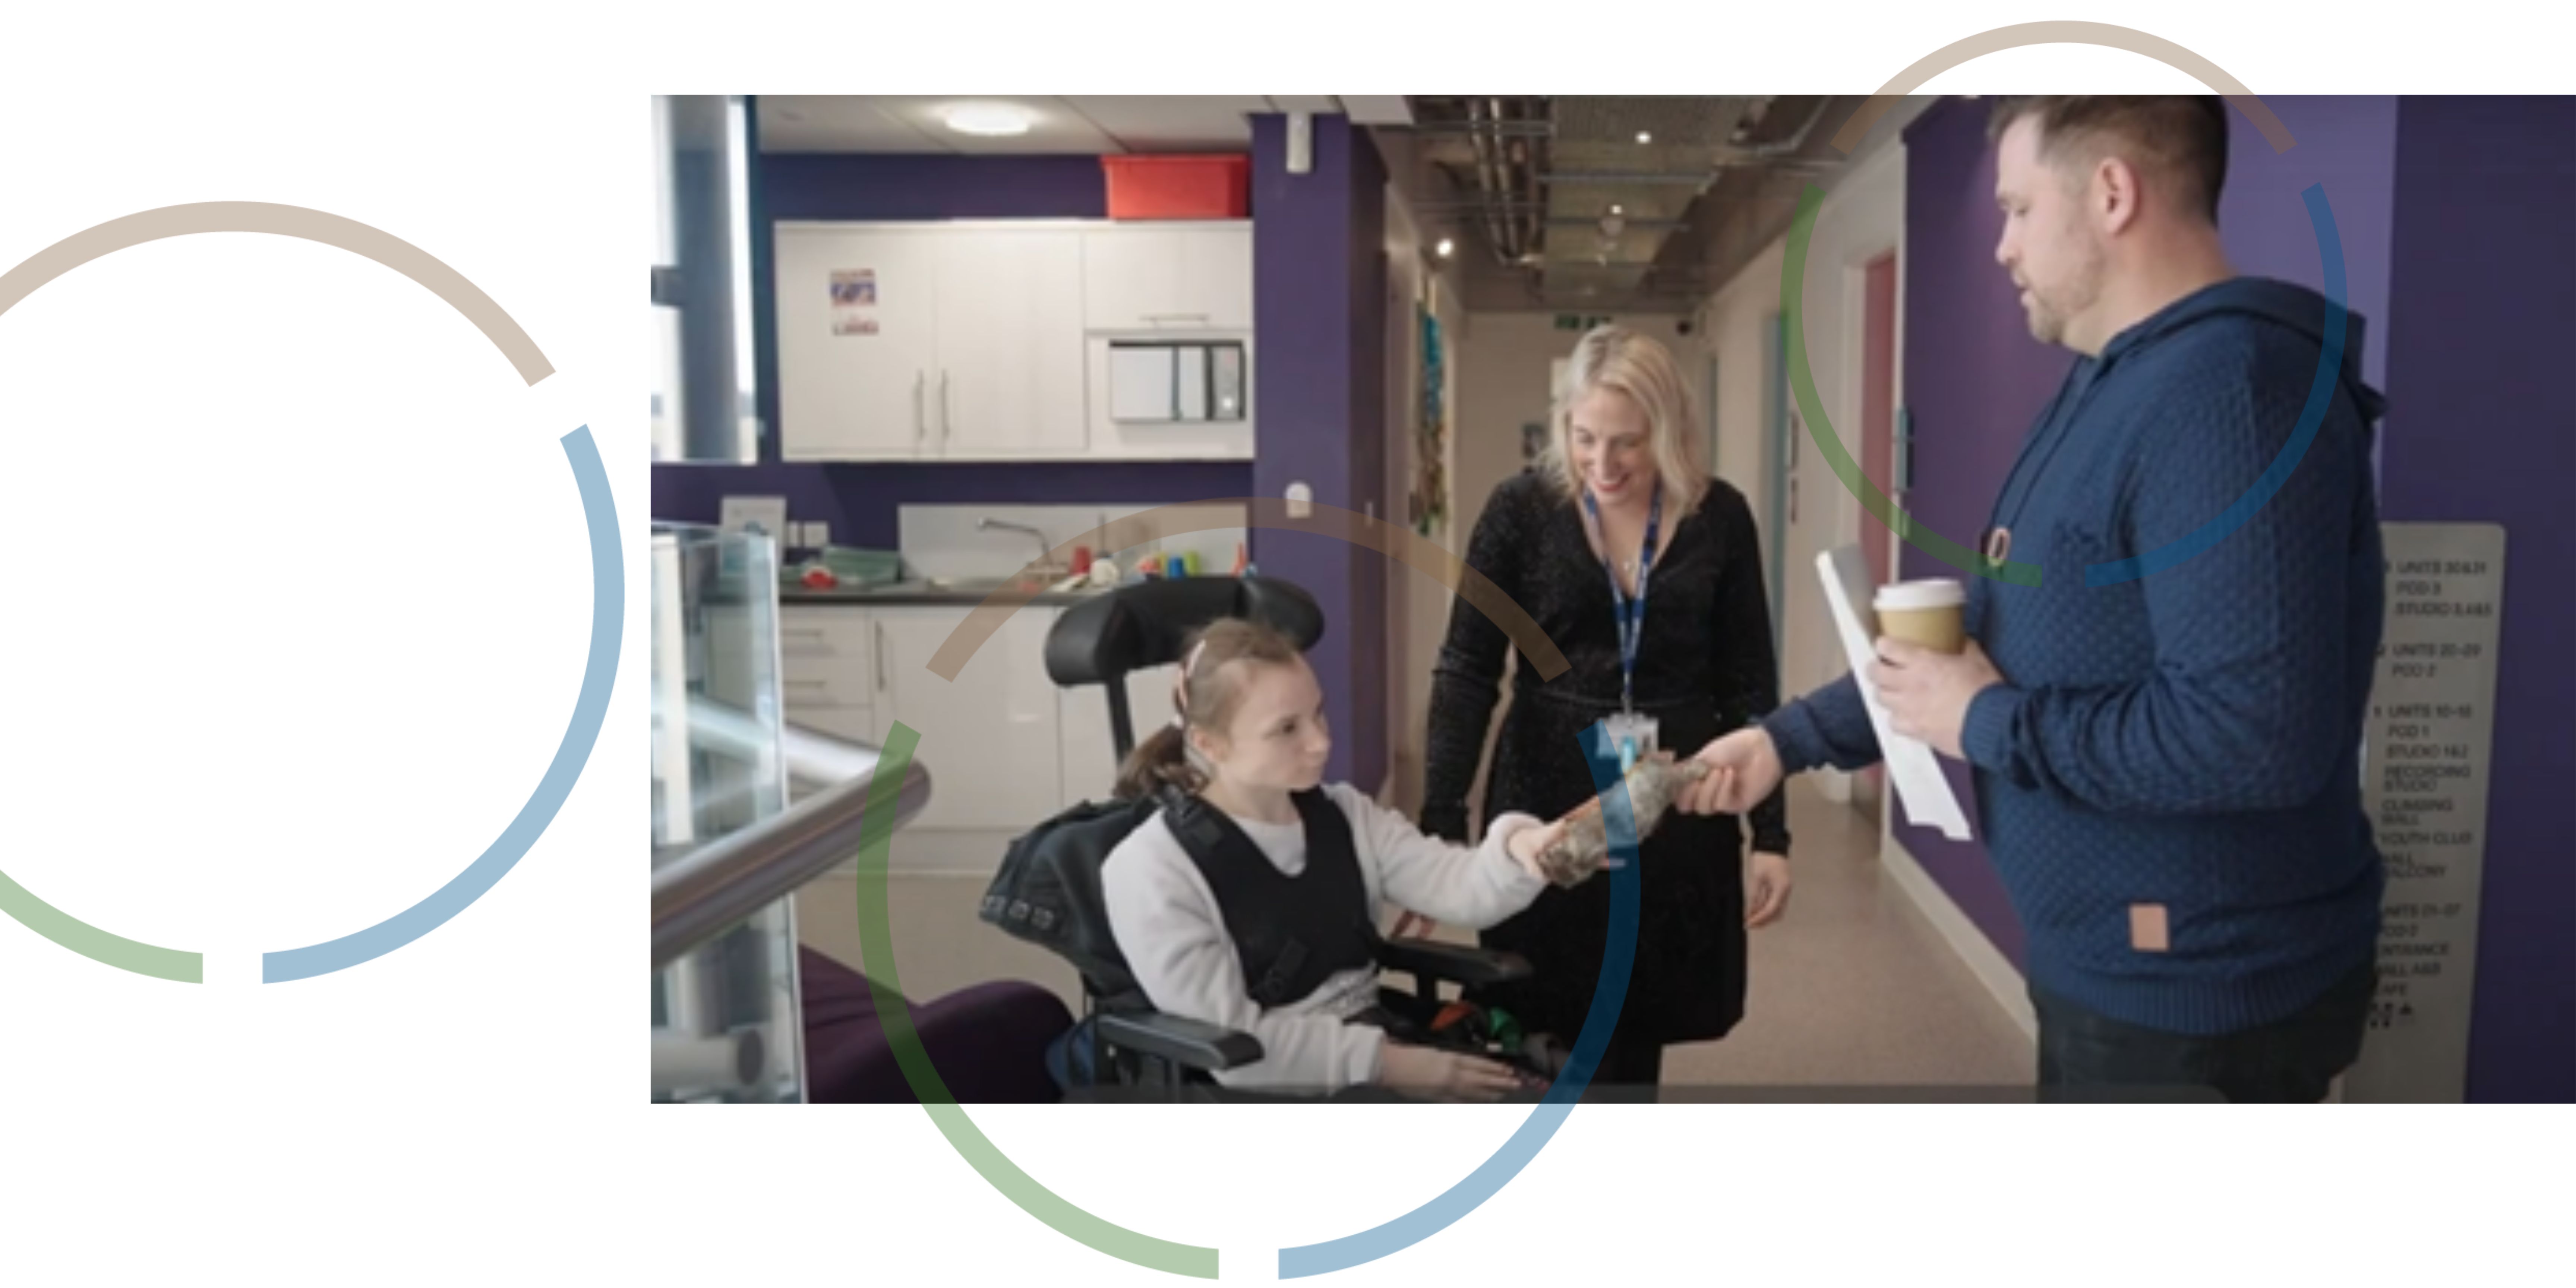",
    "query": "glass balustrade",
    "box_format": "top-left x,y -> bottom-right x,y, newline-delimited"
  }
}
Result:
651,522 -> 800,1104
